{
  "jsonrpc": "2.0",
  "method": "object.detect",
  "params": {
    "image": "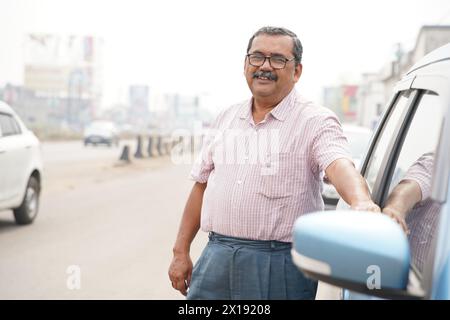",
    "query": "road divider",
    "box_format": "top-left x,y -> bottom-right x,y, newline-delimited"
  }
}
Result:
118,134 -> 203,164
